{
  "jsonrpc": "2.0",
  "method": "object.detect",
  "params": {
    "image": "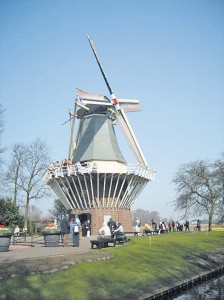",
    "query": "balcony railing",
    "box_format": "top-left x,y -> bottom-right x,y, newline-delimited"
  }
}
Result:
43,161 -> 156,182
